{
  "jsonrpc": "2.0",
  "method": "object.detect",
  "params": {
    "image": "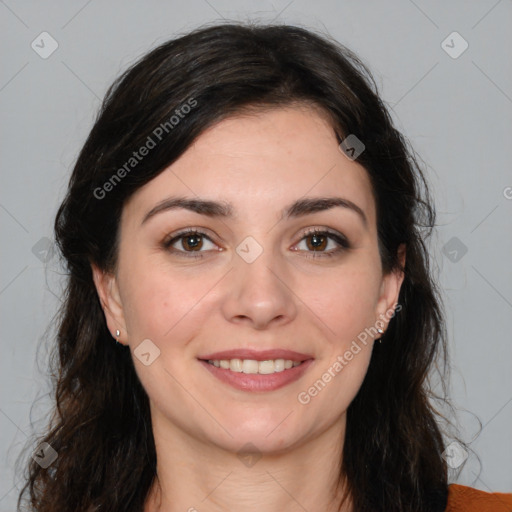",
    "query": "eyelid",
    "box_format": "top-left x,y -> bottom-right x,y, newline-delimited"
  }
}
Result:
293,227 -> 350,258
298,226 -> 349,244
162,228 -> 219,251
